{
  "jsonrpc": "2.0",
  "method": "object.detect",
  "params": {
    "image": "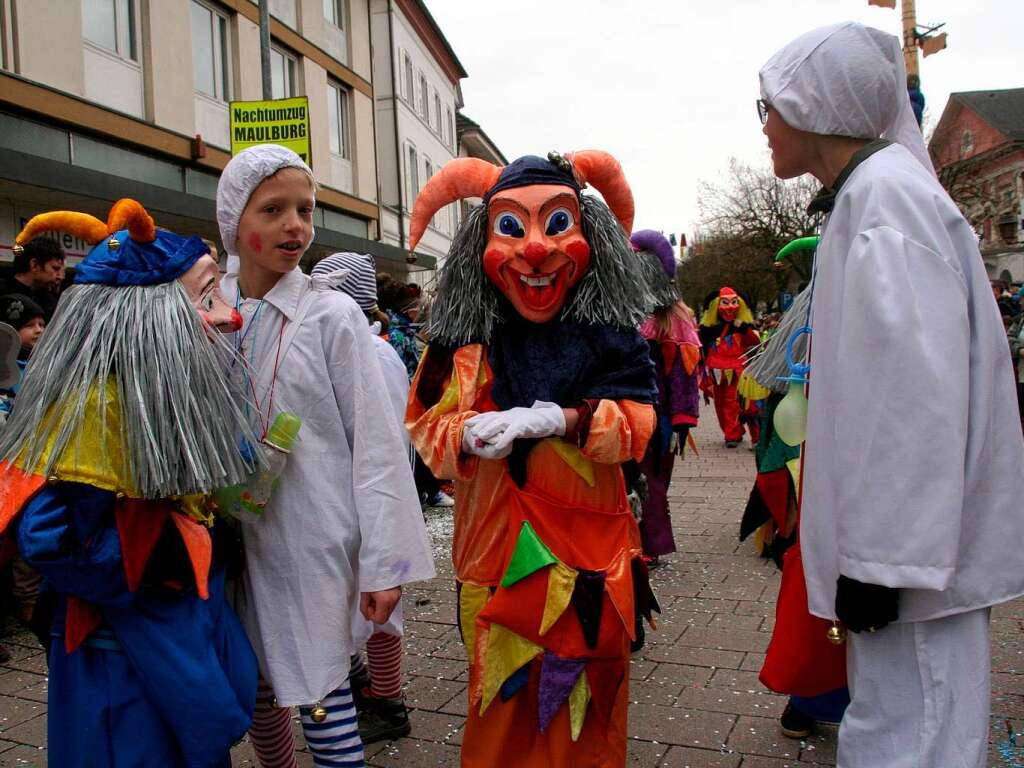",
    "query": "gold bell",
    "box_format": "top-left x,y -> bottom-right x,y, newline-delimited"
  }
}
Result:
826,622 -> 846,645
108,237 -> 120,250
310,702 -> 328,723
